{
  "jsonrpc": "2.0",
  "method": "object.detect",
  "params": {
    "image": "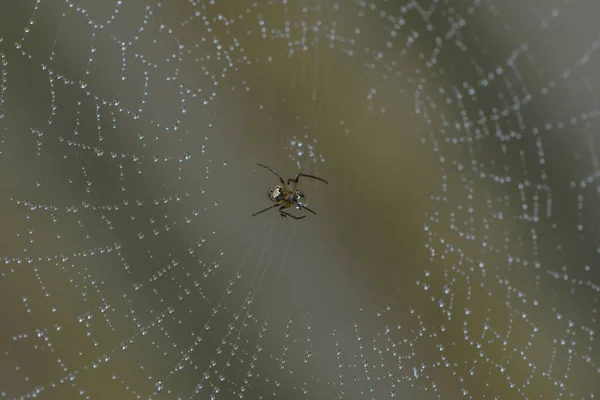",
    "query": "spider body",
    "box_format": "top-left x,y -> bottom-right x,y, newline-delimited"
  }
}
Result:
268,185 -> 303,204
253,163 -> 328,219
